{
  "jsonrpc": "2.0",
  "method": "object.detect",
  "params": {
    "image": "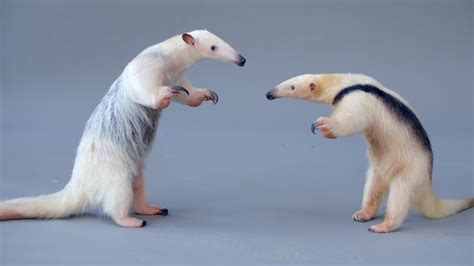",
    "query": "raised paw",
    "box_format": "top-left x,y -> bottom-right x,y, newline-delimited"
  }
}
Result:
368,221 -> 398,233
203,90 -> 219,104
352,210 -> 375,223
187,89 -> 219,107
311,117 -> 337,139
157,86 -> 189,108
